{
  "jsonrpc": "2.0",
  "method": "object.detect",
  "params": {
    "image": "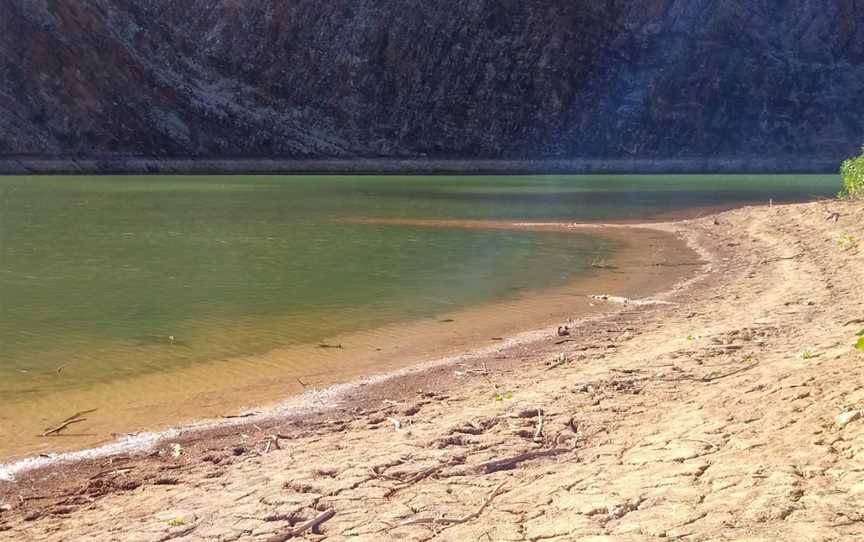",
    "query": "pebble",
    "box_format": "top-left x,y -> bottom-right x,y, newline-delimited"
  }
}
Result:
835,410 -> 861,428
